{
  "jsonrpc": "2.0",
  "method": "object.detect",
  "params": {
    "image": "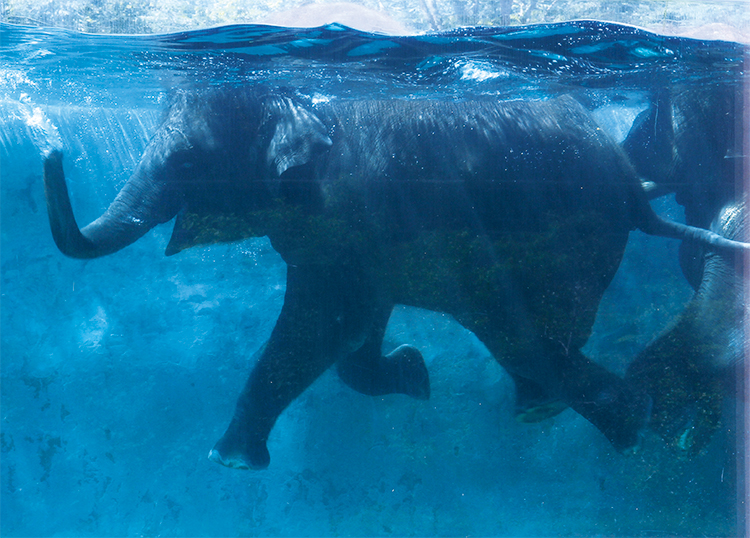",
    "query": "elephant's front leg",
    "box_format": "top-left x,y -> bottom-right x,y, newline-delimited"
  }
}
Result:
210,264 -> 374,470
